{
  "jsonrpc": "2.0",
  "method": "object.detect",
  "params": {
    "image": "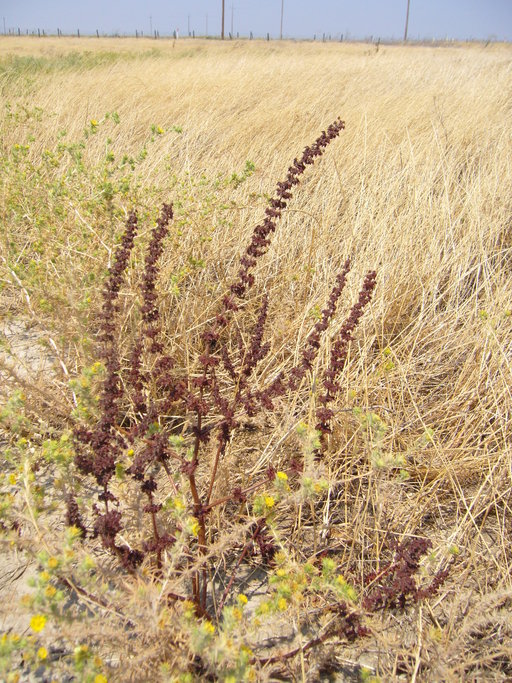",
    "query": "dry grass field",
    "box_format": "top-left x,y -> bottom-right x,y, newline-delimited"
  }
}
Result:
0,37 -> 512,681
